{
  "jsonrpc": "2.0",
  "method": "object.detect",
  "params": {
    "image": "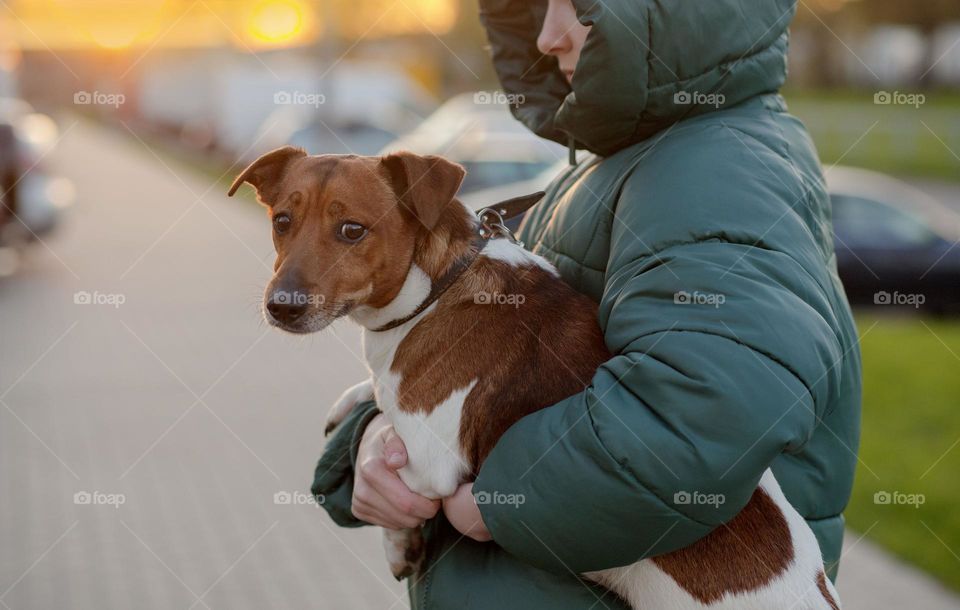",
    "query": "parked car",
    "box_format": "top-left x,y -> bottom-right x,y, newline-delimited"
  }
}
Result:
381,93 -> 567,194
240,62 -> 432,163
466,164 -> 960,314
460,160 -> 567,232
0,98 -> 74,276
250,111 -> 402,159
827,166 -> 960,313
